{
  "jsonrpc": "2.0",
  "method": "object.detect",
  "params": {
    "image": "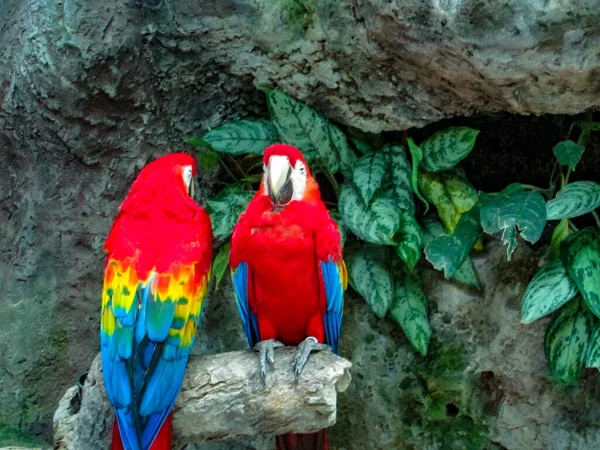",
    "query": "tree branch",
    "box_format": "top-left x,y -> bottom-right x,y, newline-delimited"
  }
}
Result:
53,349 -> 352,450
